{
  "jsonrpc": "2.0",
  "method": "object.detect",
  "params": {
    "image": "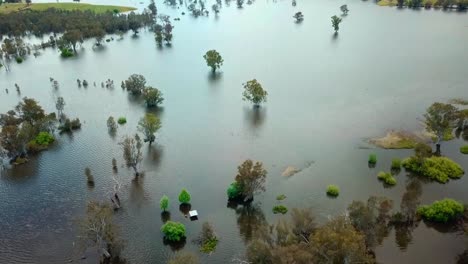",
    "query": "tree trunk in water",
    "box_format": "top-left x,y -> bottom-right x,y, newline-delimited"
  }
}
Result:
435,143 -> 441,156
